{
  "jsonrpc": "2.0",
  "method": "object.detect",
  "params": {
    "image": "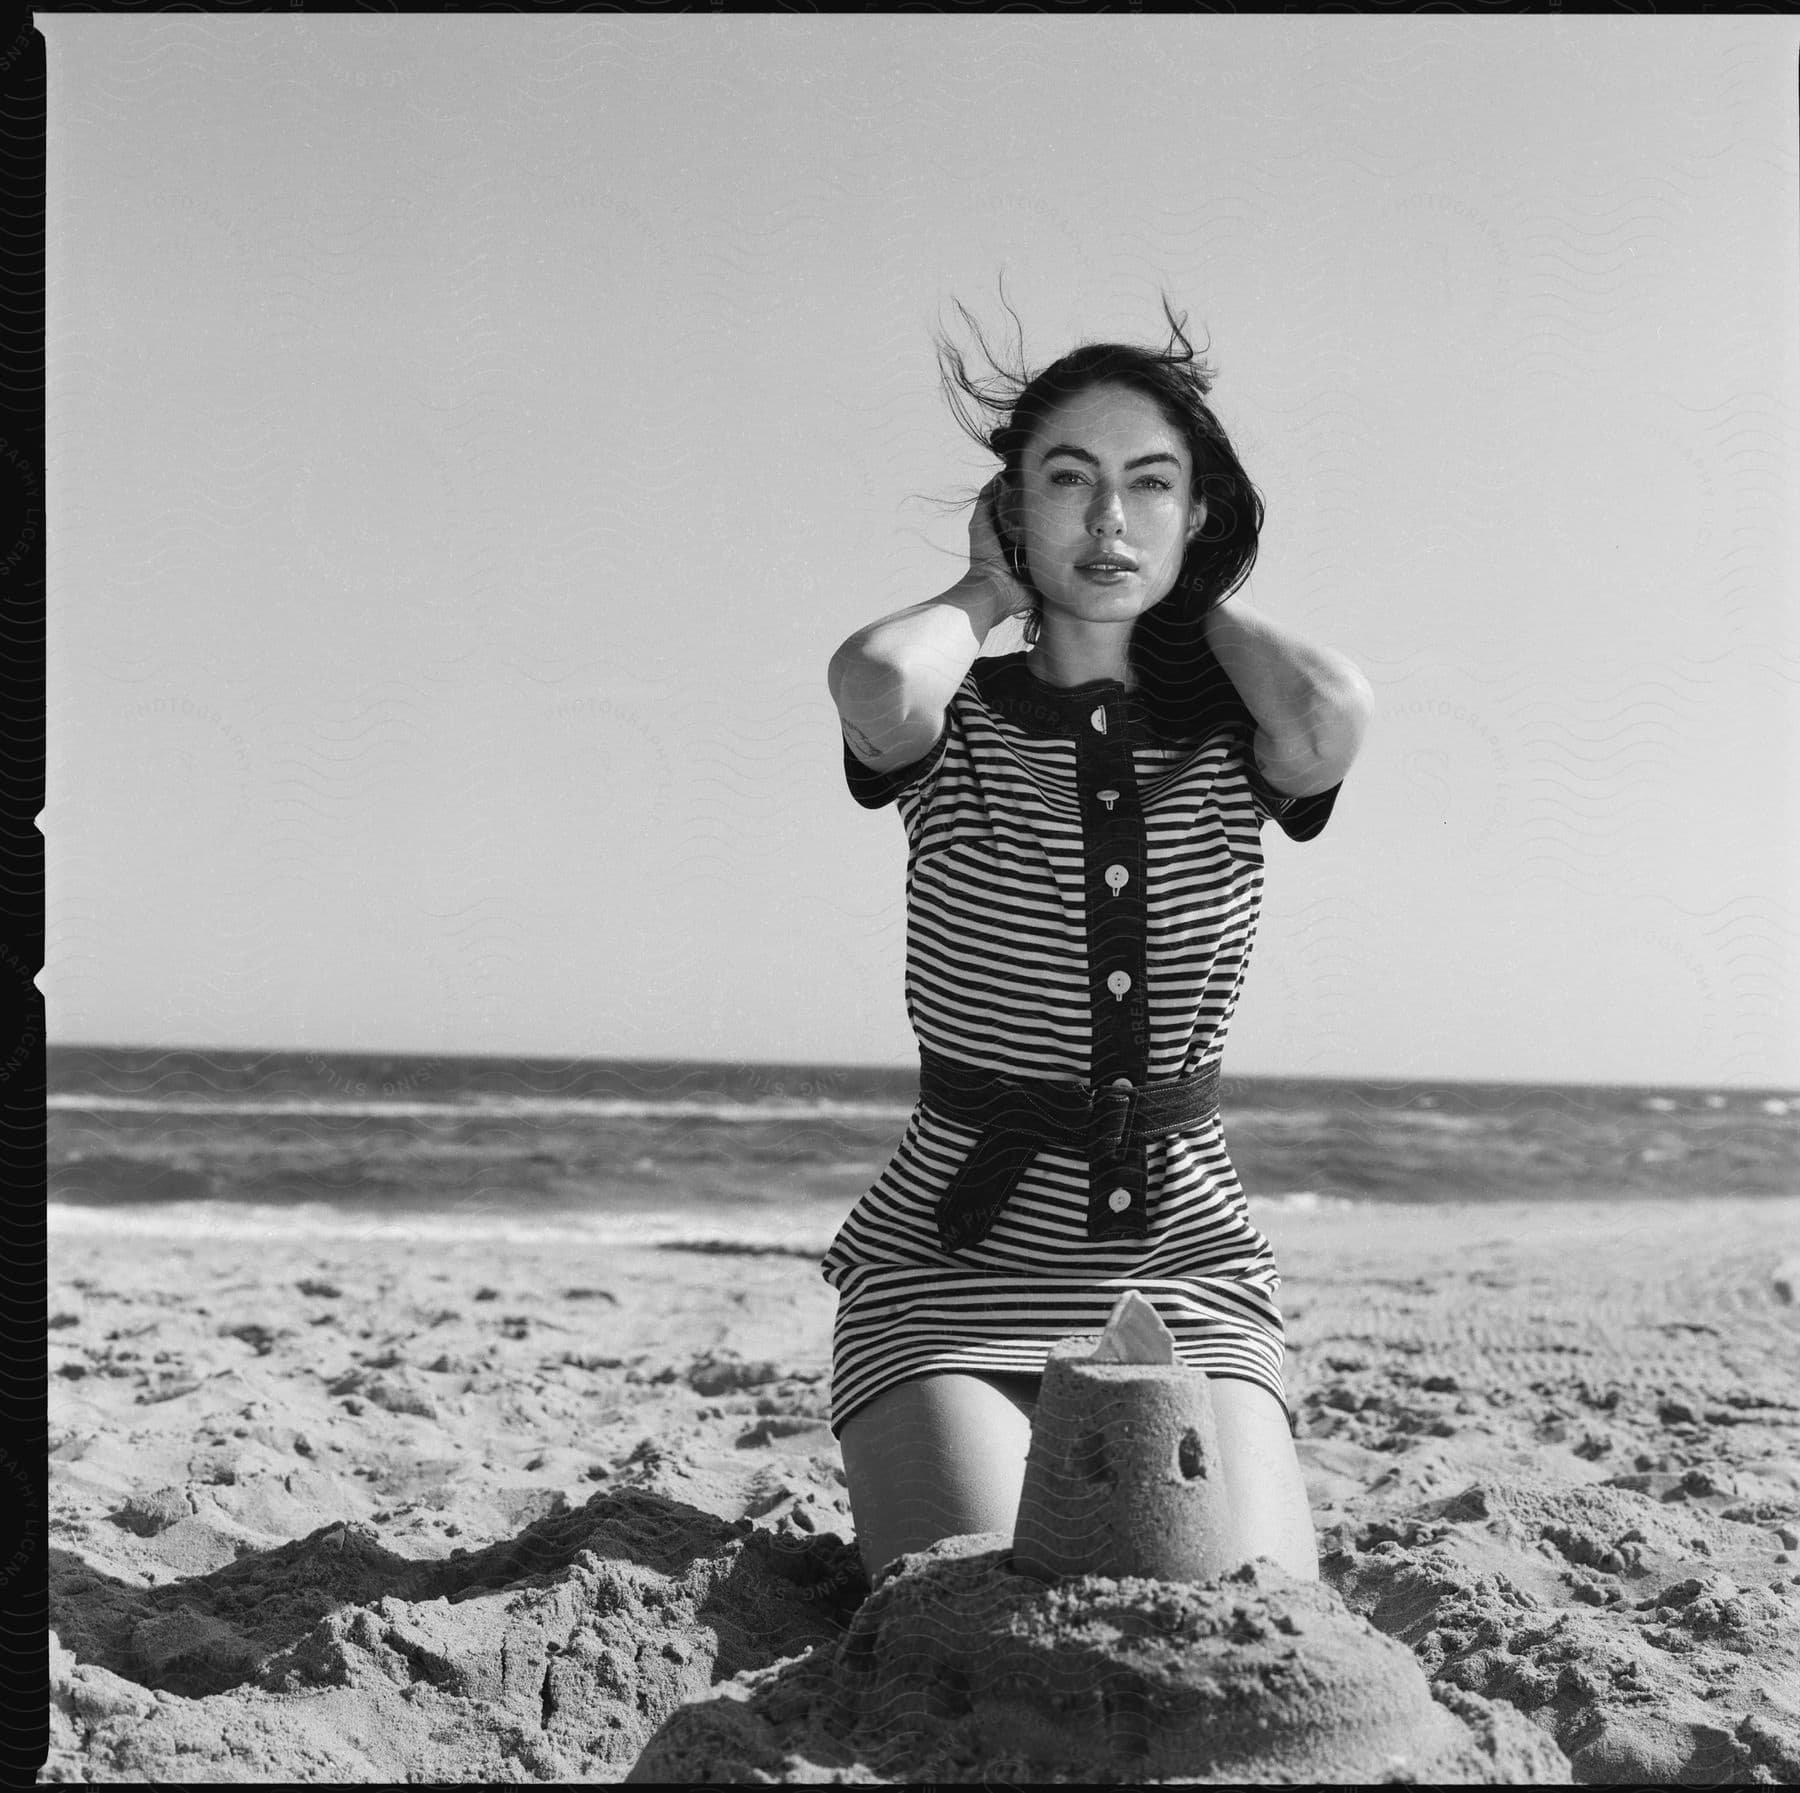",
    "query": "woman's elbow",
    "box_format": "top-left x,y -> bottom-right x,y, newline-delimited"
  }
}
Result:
1314,673 -> 1375,780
